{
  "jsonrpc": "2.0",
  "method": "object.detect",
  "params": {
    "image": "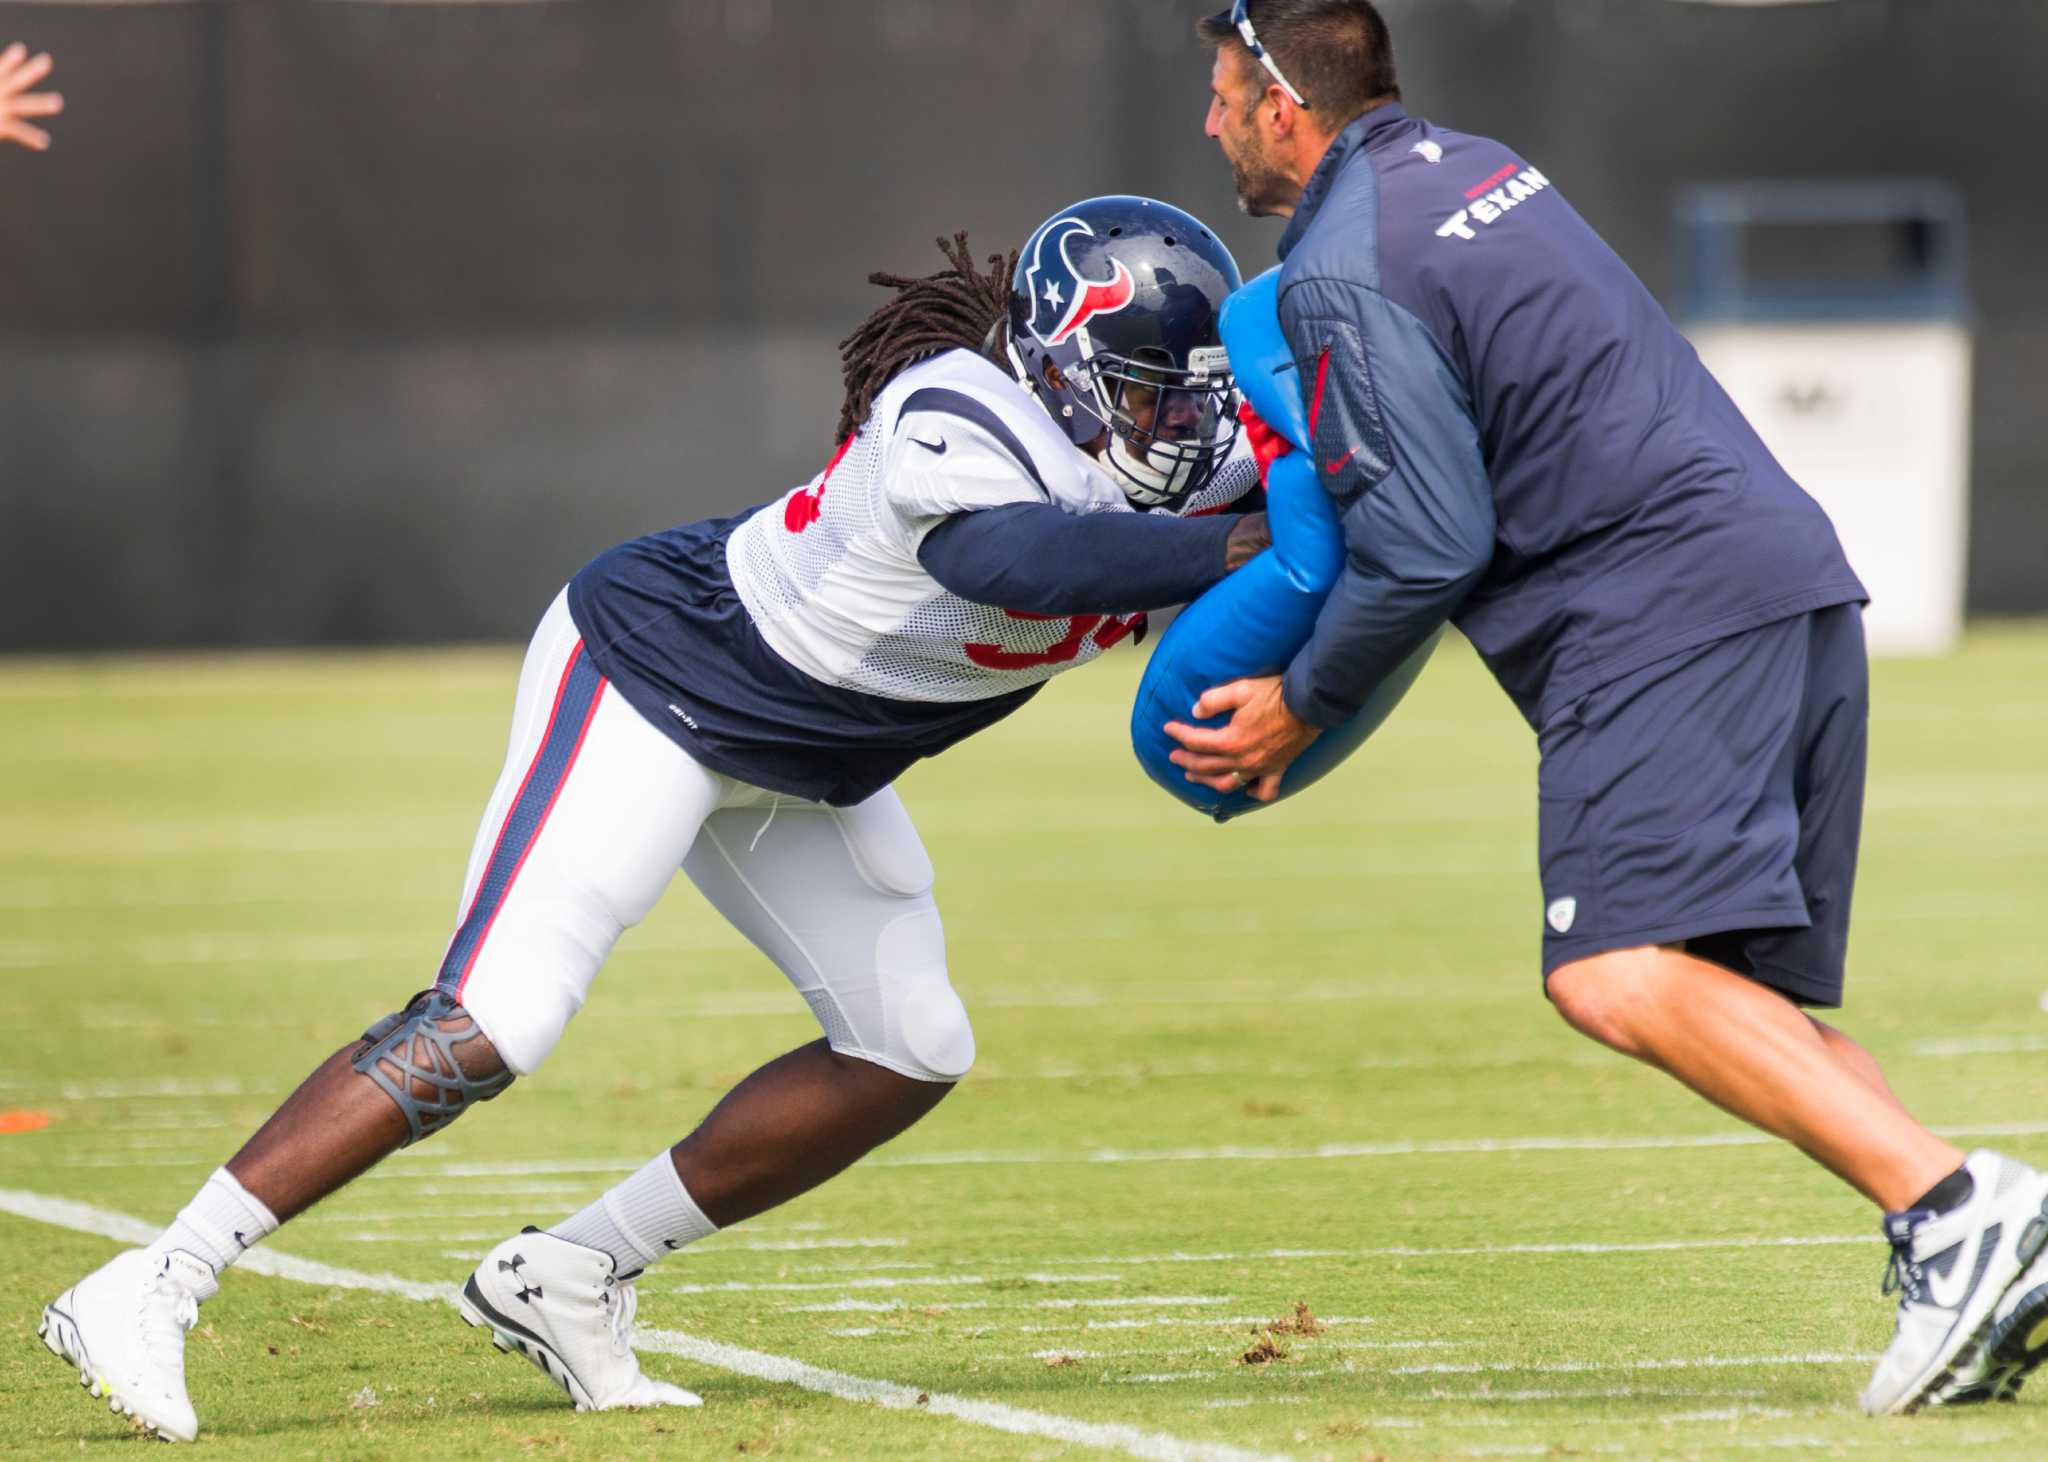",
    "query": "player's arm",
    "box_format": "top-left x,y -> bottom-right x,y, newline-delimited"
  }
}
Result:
917,501 -> 1264,617
887,385 -> 1265,615
0,44 -> 62,151
1276,275 -> 1494,727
